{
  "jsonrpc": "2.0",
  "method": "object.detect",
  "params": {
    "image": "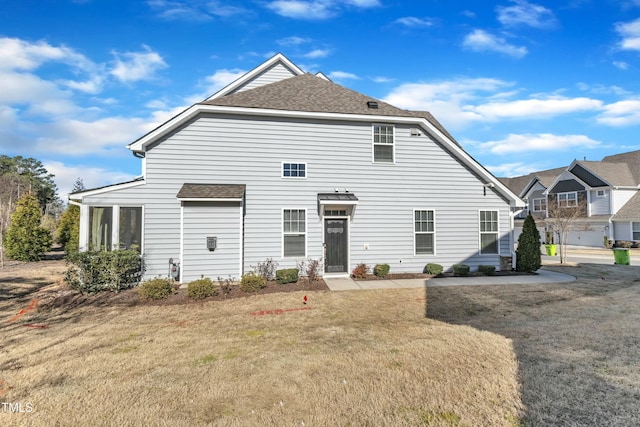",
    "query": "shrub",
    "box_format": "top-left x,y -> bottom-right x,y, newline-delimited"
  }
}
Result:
65,249 -> 143,293
604,236 -> 613,249
452,264 -> 470,277
187,277 -> 218,299
374,263 -> 390,277
276,268 -> 299,284
478,265 -> 496,275
4,193 -> 52,261
297,257 -> 322,282
424,263 -> 443,275
252,258 -> 279,280
138,278 -> 174,300
240,272 -> 266,292
217,276 -> 234,295
515,213 -> 542,273
351,263 -> 369,279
